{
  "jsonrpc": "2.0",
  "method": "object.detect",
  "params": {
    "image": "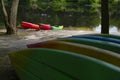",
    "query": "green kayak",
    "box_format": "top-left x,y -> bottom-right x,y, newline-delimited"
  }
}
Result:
58,38 -> 120,53
51,25 -> 63,30
9,48 -> 120,80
